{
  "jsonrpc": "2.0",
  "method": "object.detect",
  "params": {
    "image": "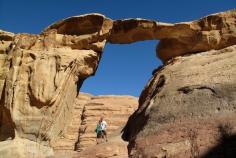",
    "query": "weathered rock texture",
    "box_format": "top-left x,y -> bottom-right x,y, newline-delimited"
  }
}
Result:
122,45 -> 236,157
0,138 -> 54,158
0,14 -> 113,157
50,93 -> 90,151
0,9 -> 236,158
52,93 -> 137,155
